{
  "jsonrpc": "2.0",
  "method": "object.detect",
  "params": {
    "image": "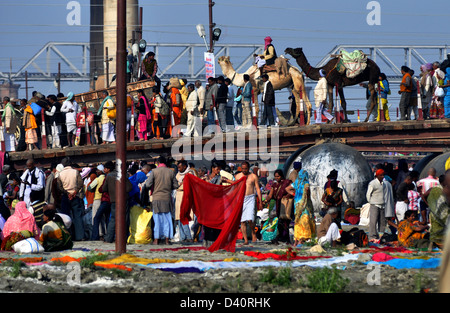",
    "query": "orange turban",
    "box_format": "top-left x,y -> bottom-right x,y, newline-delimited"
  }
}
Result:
375,169 -> 385,176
